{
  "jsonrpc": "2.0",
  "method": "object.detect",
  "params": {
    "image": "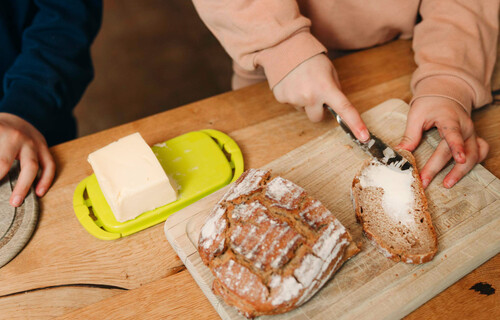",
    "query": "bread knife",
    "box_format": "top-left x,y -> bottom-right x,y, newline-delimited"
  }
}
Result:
324,104 -> 412,171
